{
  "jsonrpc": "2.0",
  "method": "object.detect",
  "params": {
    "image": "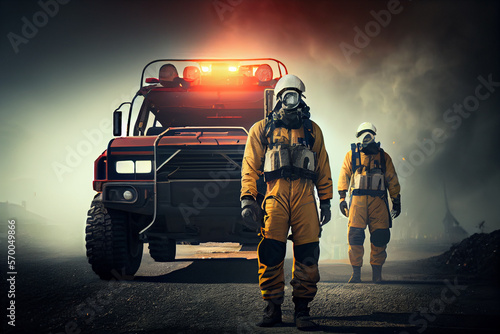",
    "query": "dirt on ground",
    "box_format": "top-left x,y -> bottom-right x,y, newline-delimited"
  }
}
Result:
422,229 -> 500,283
